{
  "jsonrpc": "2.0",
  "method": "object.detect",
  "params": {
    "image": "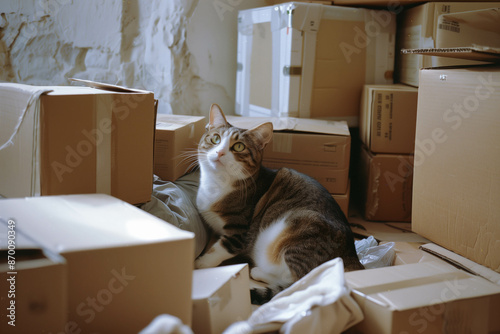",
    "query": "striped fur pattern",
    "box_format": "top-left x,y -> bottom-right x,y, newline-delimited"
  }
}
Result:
195,104 -> 363,304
